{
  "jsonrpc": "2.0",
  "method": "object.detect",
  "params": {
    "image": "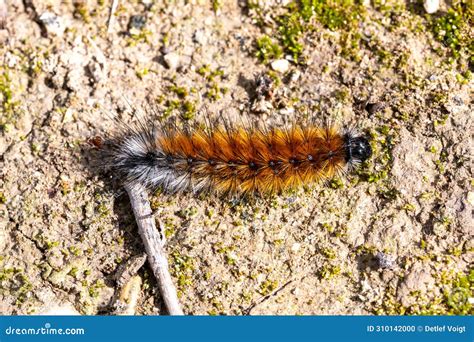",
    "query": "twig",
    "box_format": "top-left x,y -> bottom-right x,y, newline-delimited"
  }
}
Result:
244,279 -> 294,315
107,0 -> 119,34
112,254 -> 147,315
0,0 -> 7,29
125,183 -> 184,315
114,253 -> 147,286
112,275 -> 142,315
